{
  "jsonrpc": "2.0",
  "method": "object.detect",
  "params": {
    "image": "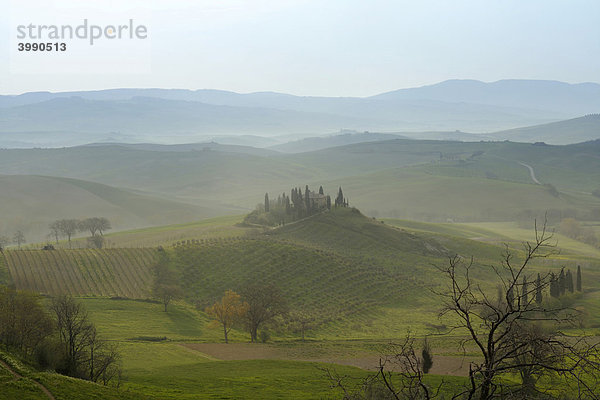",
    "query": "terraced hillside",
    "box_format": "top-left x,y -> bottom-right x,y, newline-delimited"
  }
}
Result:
175,237 -> 407,324
2,248 -> 158,298
170,209 -> 506,330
